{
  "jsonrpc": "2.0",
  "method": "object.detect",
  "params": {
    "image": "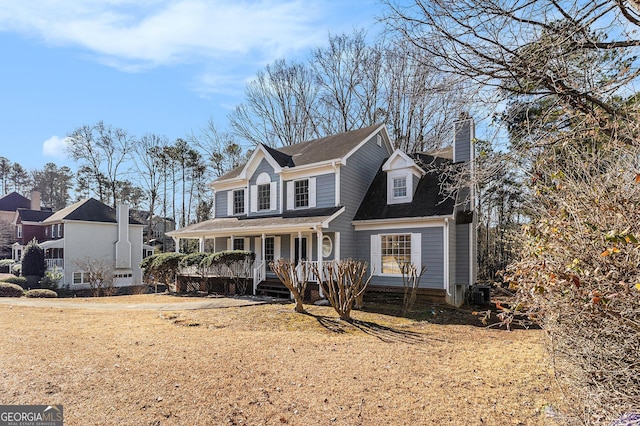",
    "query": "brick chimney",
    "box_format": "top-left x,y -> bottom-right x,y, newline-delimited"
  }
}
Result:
30,190 -> 41,211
